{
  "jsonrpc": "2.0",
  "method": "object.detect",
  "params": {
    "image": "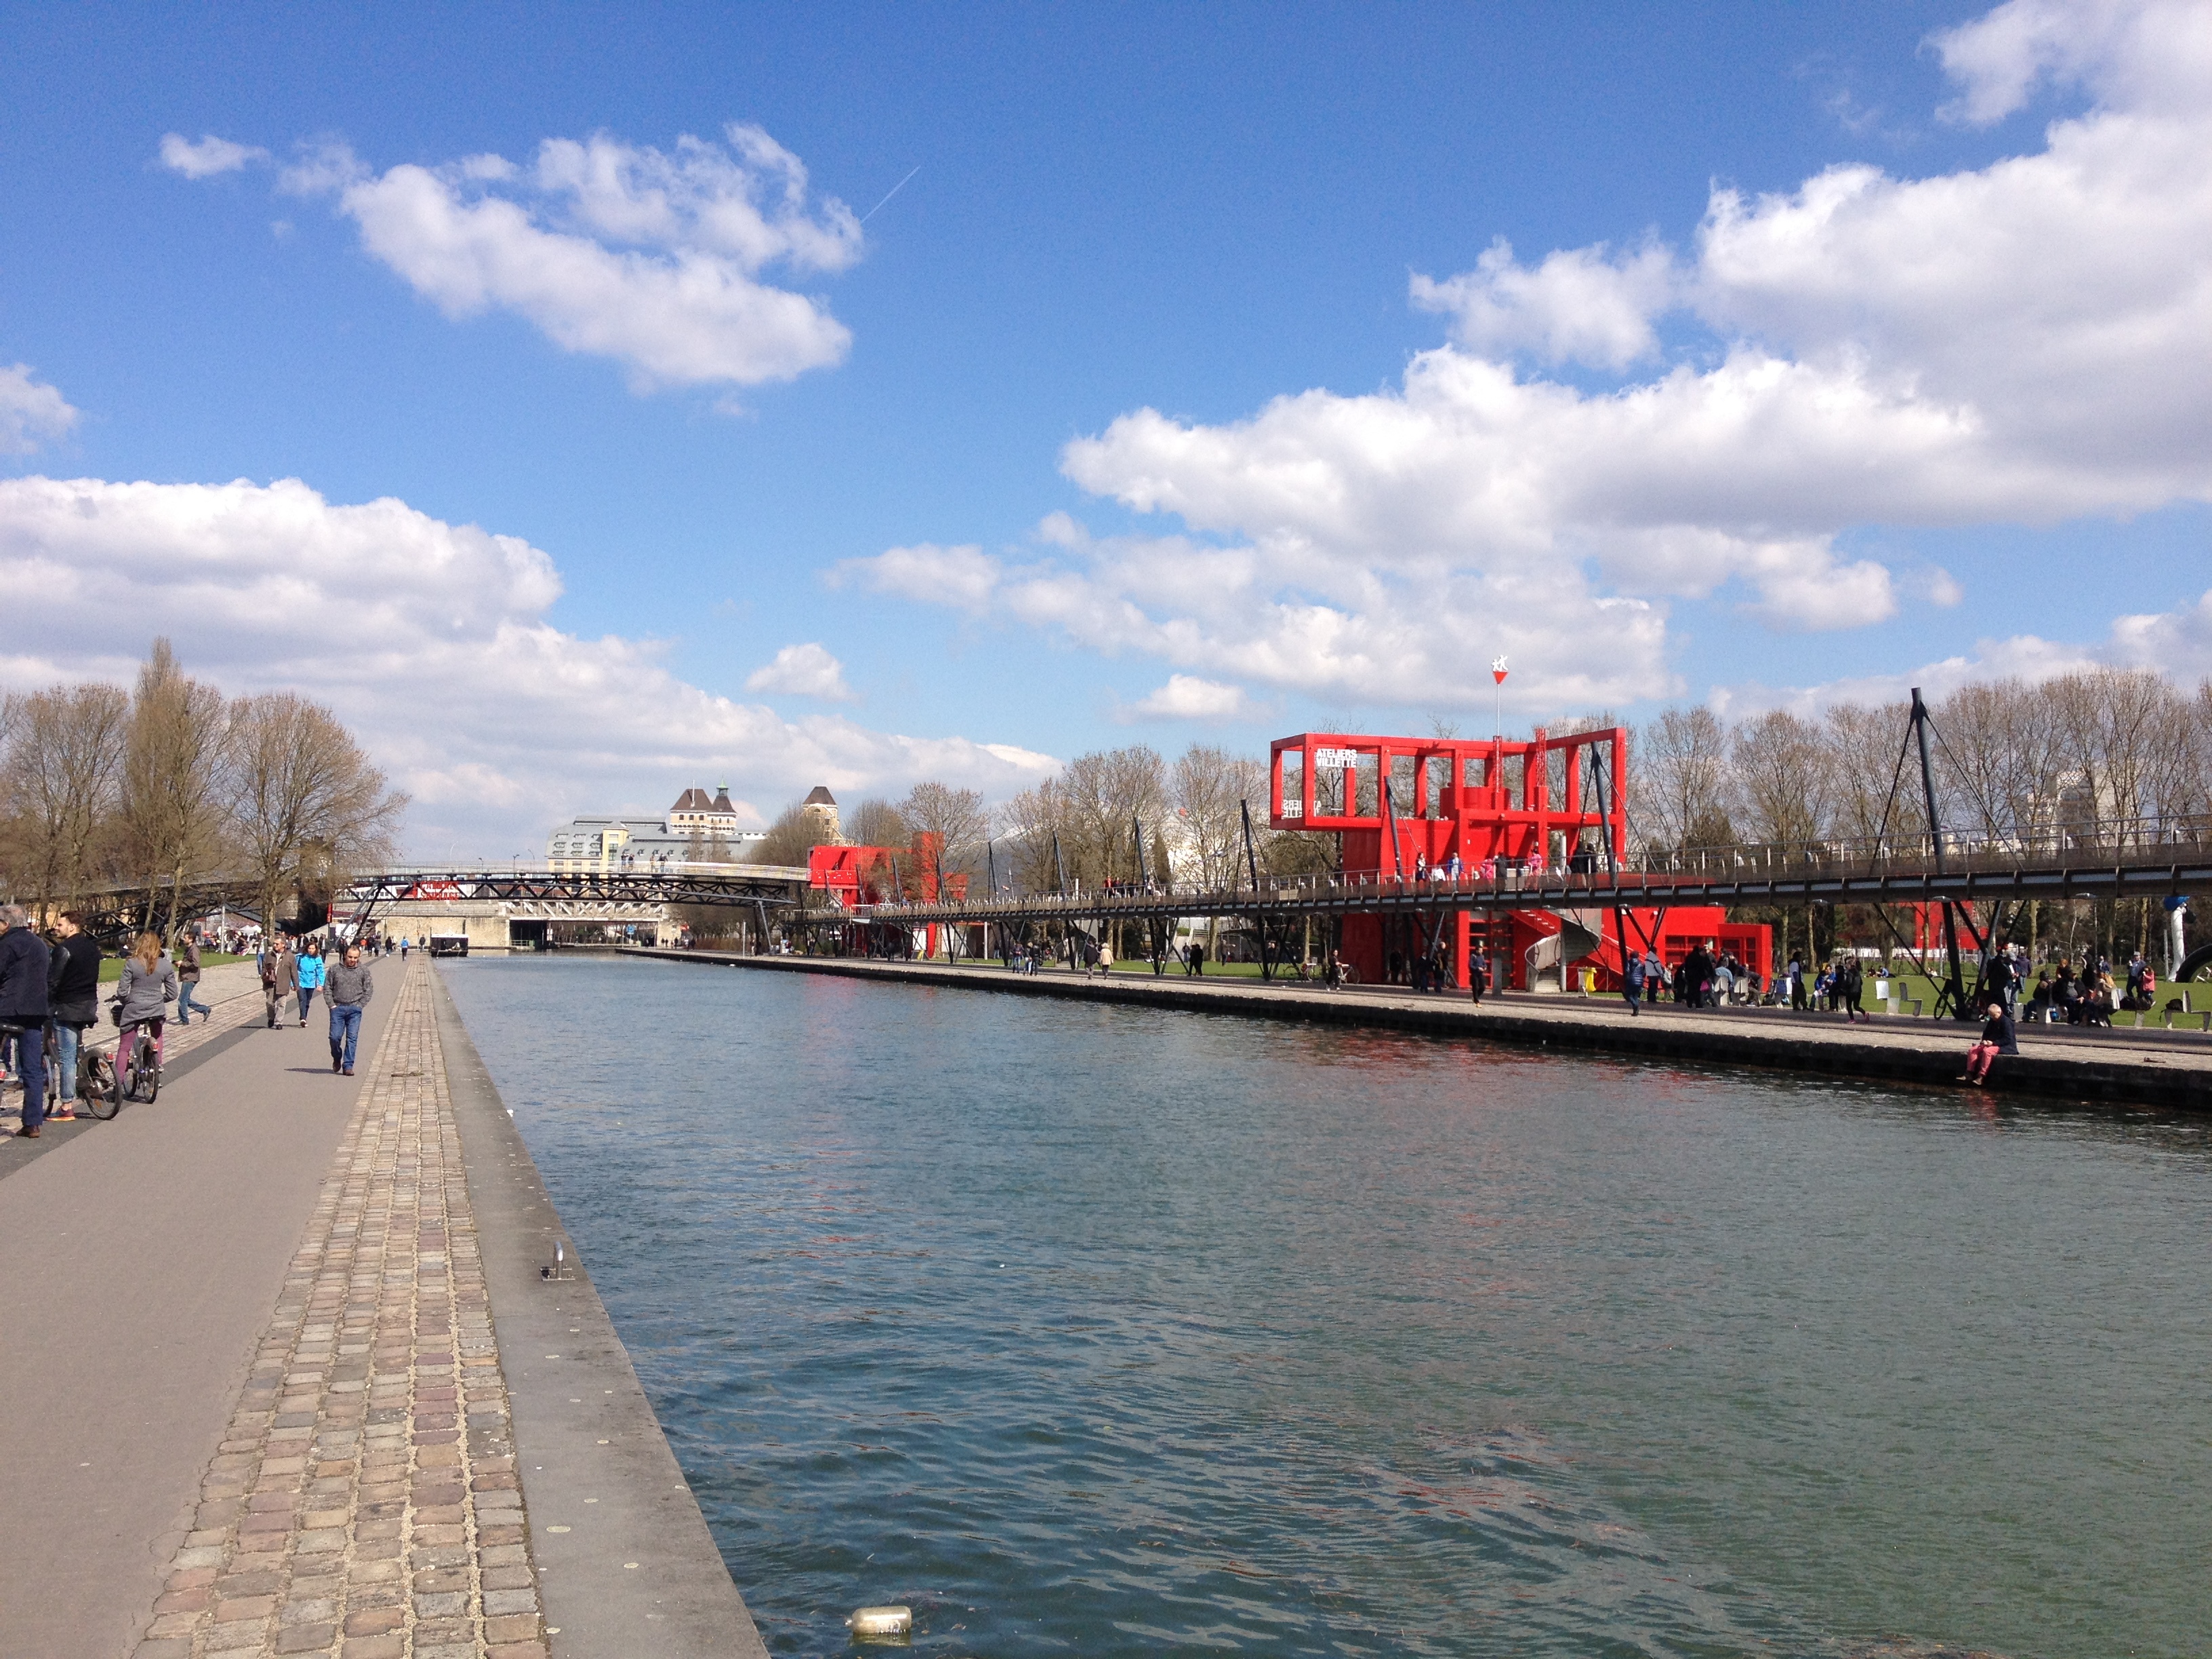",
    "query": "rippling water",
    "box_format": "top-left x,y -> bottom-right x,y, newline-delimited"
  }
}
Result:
442,956 -> 2212,1658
